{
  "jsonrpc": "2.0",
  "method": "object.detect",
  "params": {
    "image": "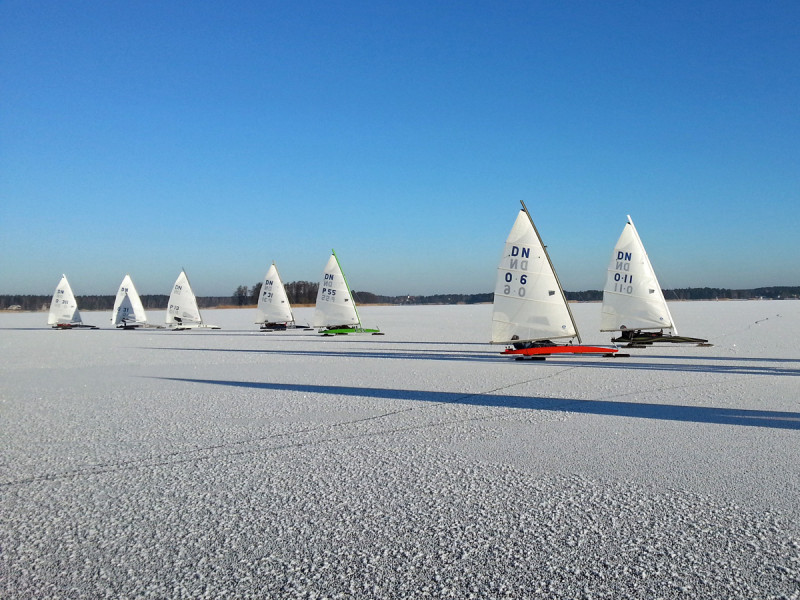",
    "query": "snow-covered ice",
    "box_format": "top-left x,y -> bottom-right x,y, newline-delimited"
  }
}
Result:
1,300 -> 798,598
